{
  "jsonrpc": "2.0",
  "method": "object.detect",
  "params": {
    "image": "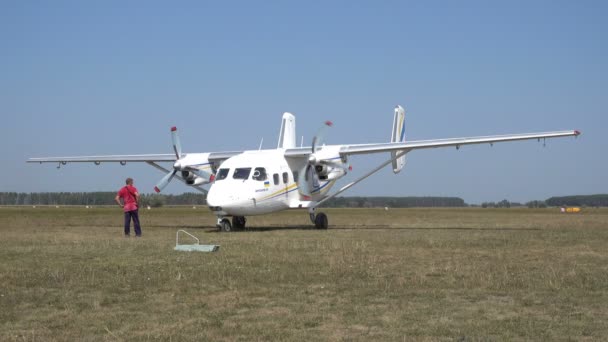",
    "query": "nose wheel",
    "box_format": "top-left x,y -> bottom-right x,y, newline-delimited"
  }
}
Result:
217,218 -> 232,232
216,216 -> 246,232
